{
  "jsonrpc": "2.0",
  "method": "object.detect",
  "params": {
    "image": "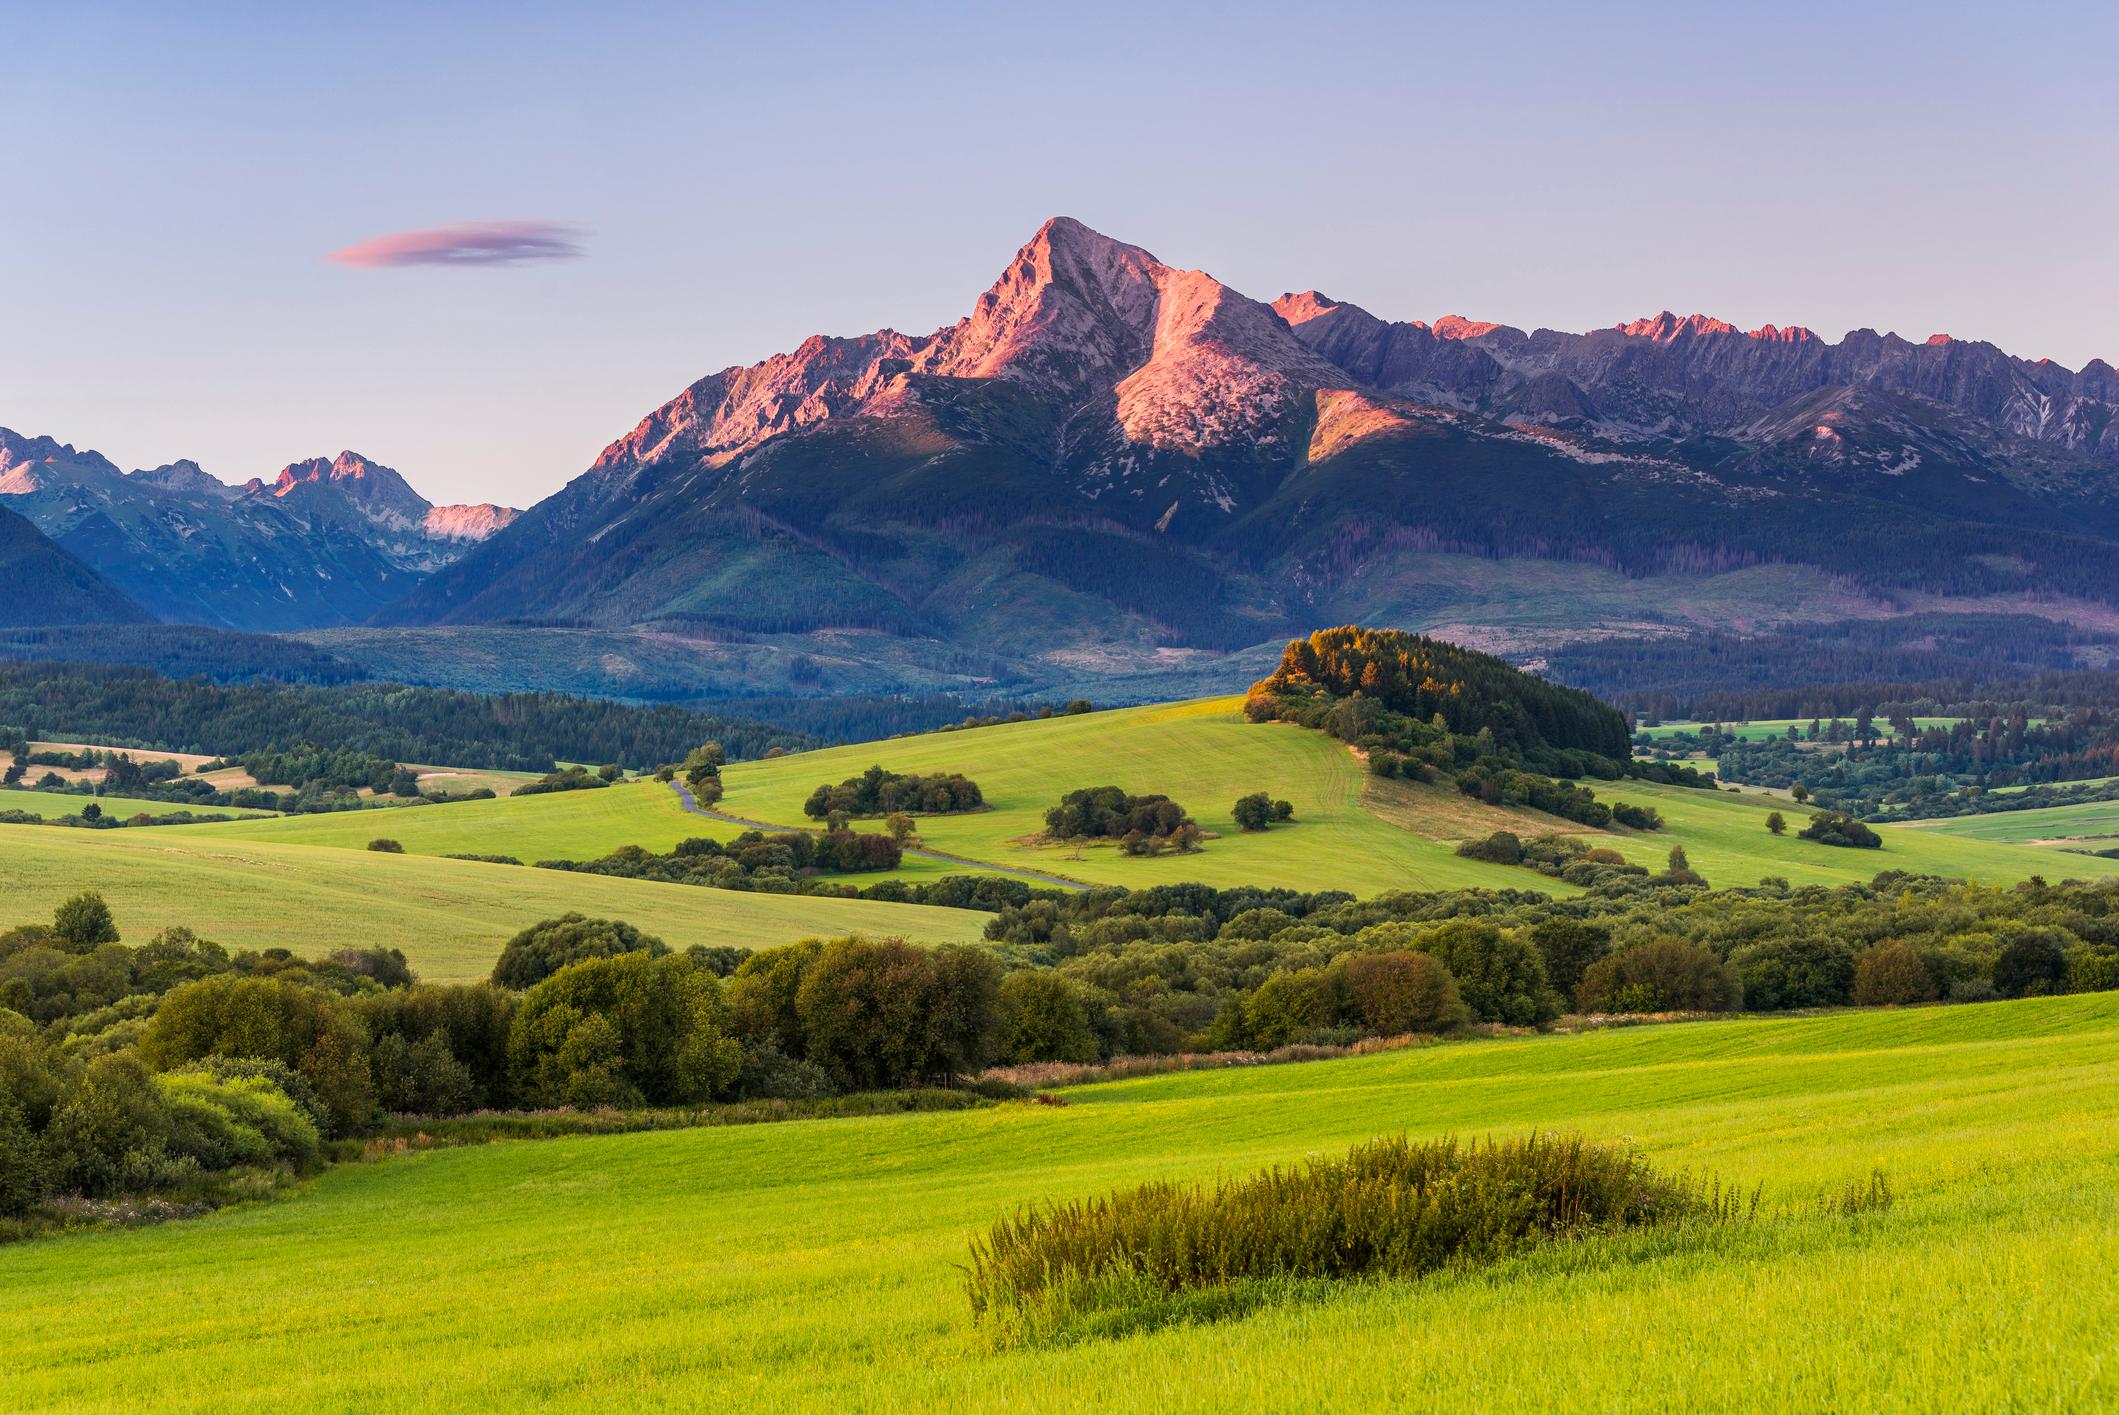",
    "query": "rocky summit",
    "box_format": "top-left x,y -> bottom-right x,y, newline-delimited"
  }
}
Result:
377,217 -> 2119,690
